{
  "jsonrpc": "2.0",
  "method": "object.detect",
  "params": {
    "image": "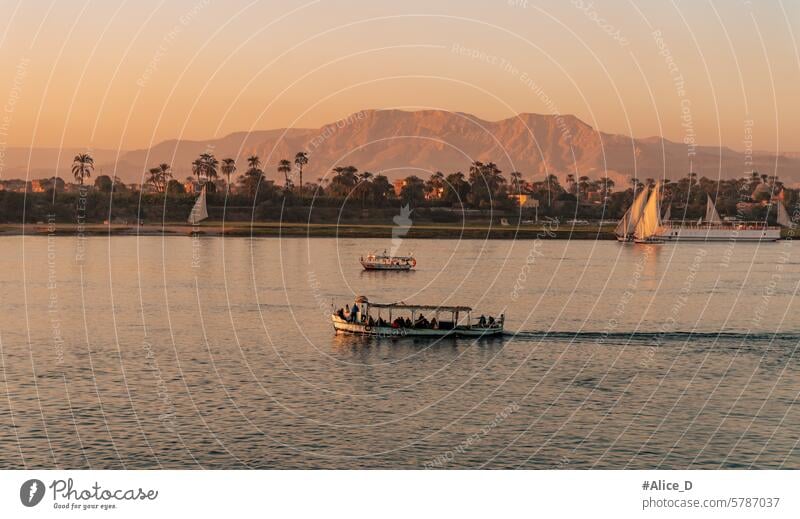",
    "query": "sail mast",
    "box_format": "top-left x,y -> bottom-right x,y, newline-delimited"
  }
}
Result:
614,207 -> 630,237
